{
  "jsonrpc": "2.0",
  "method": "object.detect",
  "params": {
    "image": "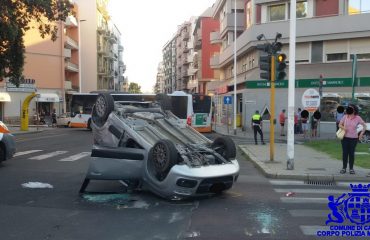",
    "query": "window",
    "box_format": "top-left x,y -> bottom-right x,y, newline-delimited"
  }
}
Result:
348,0 -> 370,14
269,4 -> 286,21
246,1 -> 252,28
327,53 -> 348,61
288,1 -> 308,18
357,53 -> 370,59
311,41 -> 323,63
